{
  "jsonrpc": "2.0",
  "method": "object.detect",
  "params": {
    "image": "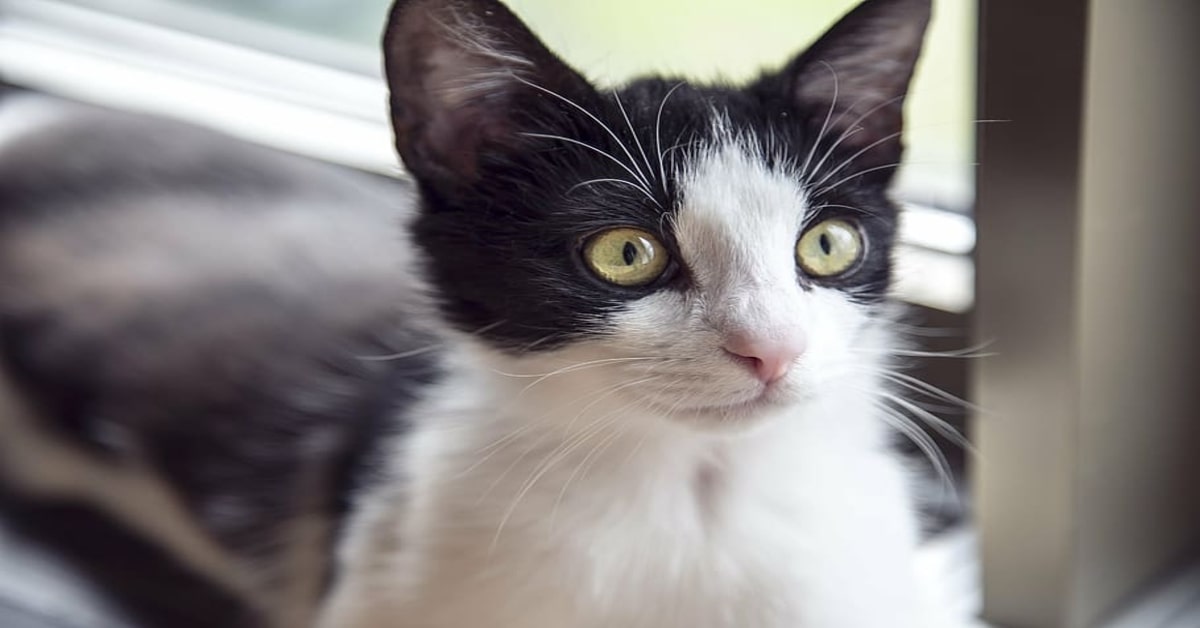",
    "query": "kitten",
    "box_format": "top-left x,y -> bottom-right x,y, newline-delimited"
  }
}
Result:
323,0 -> 941,626
0,0 -> 948,626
